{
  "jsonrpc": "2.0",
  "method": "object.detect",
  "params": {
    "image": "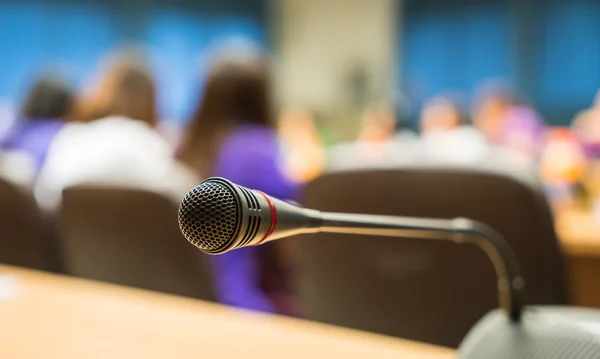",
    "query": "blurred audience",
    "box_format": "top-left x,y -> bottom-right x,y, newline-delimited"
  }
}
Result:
419,95 -> 488,164
176,53 -> 297,315
0,75 -> 74,184
326,103 -> 419,170
34,52 -> 197,210
278,107 -> 325,183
